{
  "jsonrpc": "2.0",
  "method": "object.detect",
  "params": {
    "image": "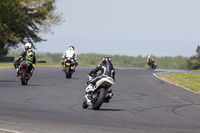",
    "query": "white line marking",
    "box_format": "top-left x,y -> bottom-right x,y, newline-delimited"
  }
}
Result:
0,128 -> 23,133
153,72 -> 200,95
